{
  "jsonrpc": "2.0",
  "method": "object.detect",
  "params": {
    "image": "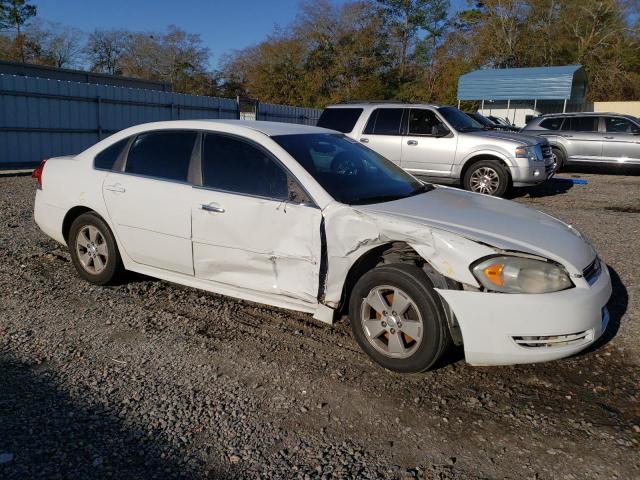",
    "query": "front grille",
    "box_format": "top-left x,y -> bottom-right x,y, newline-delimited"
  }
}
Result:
541,144 -> 555,167
513,330 -> 593,349
583,257 -> 602,285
